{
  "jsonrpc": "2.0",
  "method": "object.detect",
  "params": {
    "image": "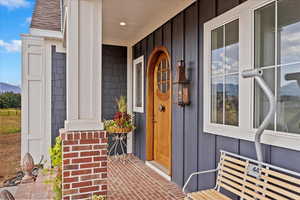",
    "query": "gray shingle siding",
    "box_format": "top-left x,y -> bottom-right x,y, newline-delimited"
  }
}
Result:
102,45 -> 127,155
51,46 -> 66,146
50,45 -> 127,147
